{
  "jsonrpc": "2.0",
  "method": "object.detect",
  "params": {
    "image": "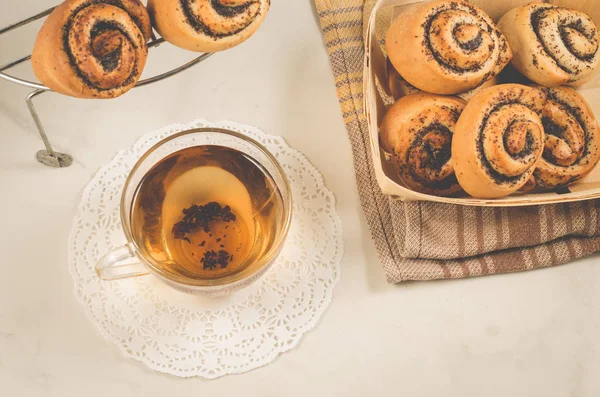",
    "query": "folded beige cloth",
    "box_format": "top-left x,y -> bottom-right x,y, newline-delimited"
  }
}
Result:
314,0 -> 600,282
